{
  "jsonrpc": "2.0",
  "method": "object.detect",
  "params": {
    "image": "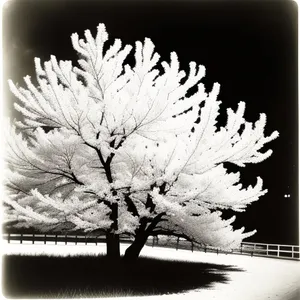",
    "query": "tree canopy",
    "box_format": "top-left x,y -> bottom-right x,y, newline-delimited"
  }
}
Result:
4,23 -> 279,258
